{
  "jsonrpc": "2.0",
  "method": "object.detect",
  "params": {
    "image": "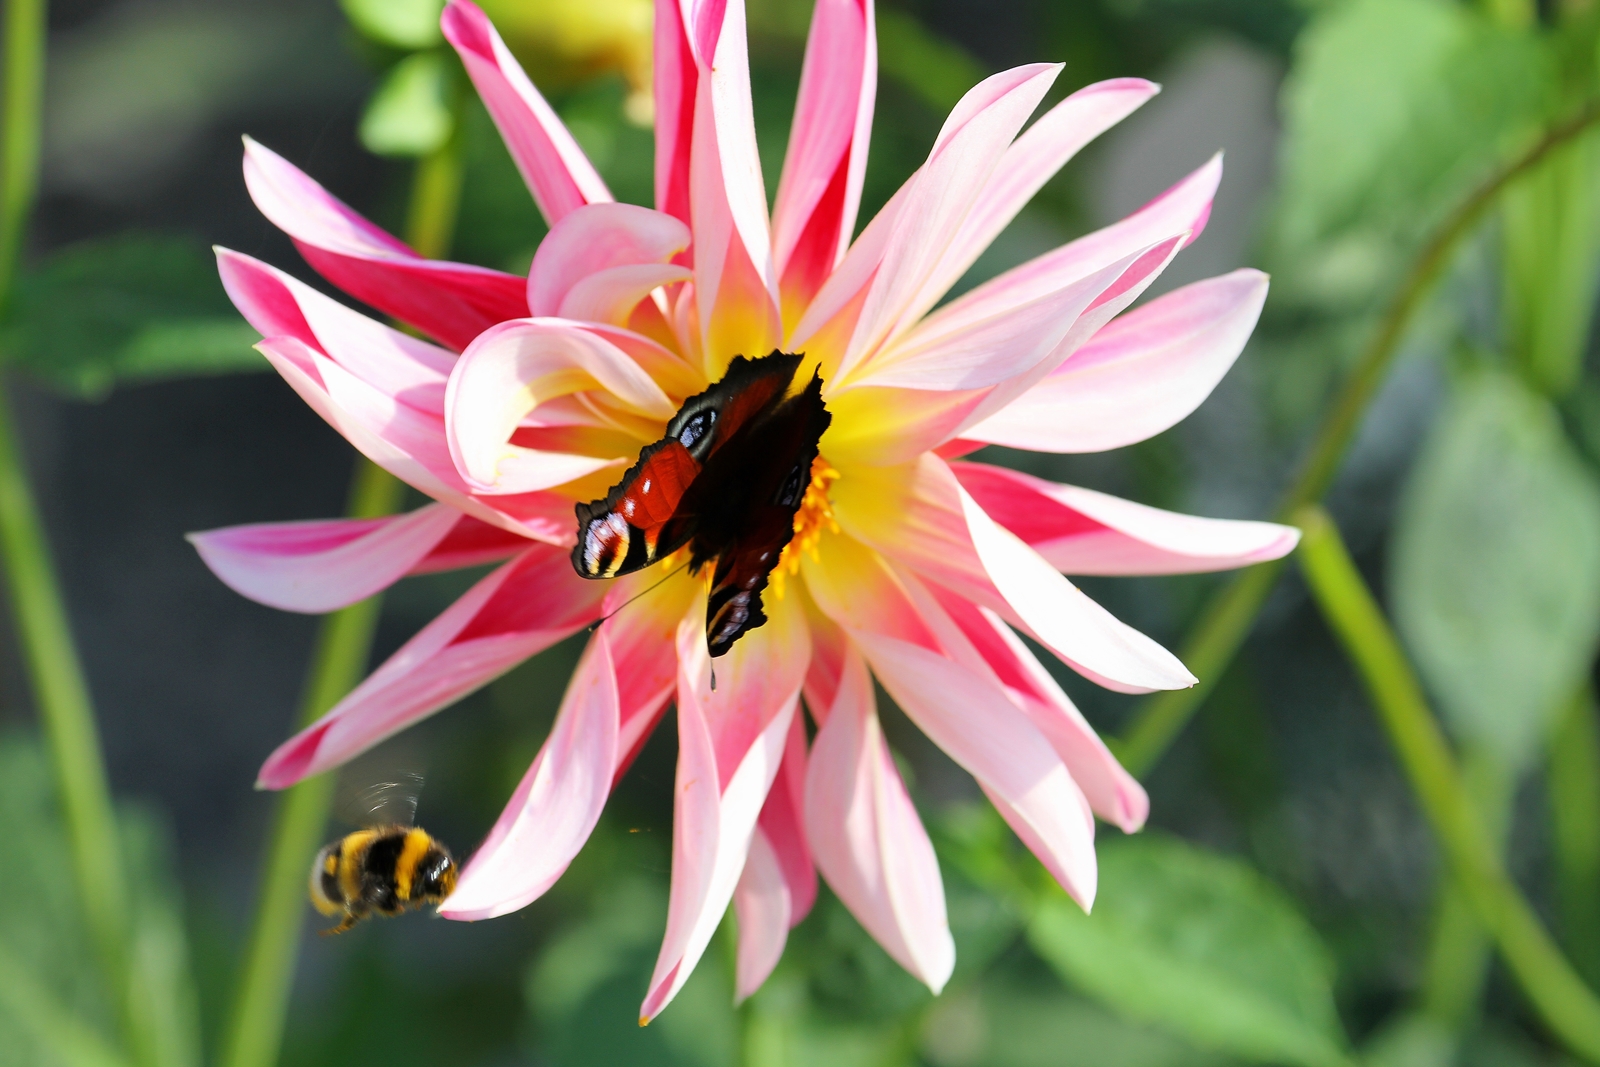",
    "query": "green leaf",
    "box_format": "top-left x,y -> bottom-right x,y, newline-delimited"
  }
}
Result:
0,942 -> 132,1067
970,982 -> 1237,1067
341,0 -> 444,49
1272,0 -> 1554,305
360,51 -> 456,159
1027,835 -> 1350,1067
1501,131 -> 1600,398
0,734 -> 202,1067
0,233 -> 264,399
1391,369 -> 1600,774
